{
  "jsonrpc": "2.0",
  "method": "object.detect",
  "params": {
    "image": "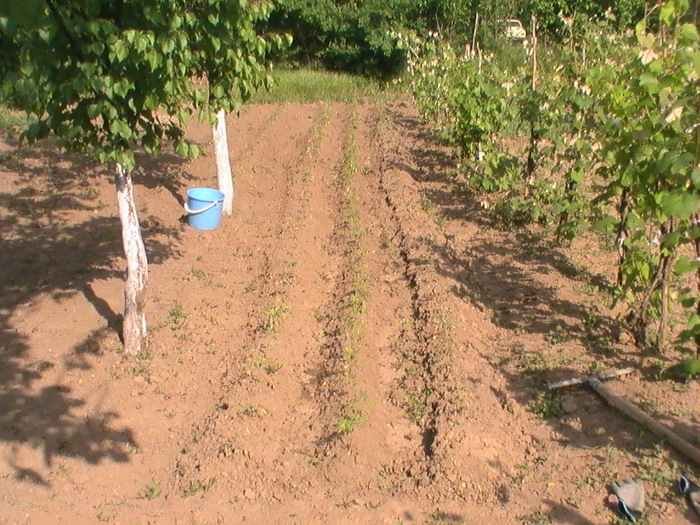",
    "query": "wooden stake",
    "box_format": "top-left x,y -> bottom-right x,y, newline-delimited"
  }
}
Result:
471,12 -> 479,58
213,108 -> 234,216
531,15 -> 538,91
